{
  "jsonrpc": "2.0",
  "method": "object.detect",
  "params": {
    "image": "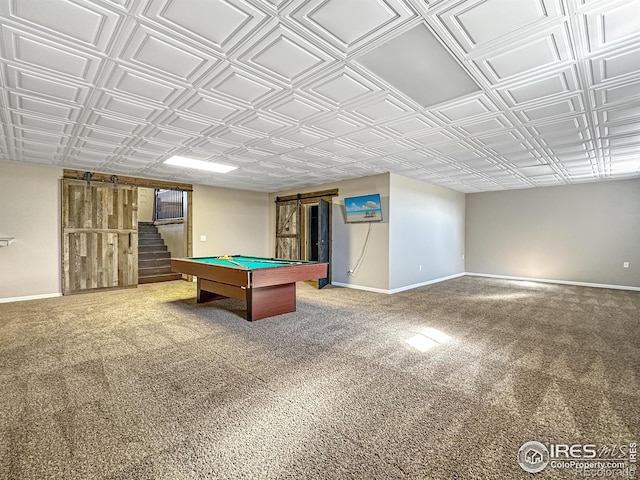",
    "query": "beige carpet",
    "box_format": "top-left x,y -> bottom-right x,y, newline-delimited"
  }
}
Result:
0,277 -> 638,479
